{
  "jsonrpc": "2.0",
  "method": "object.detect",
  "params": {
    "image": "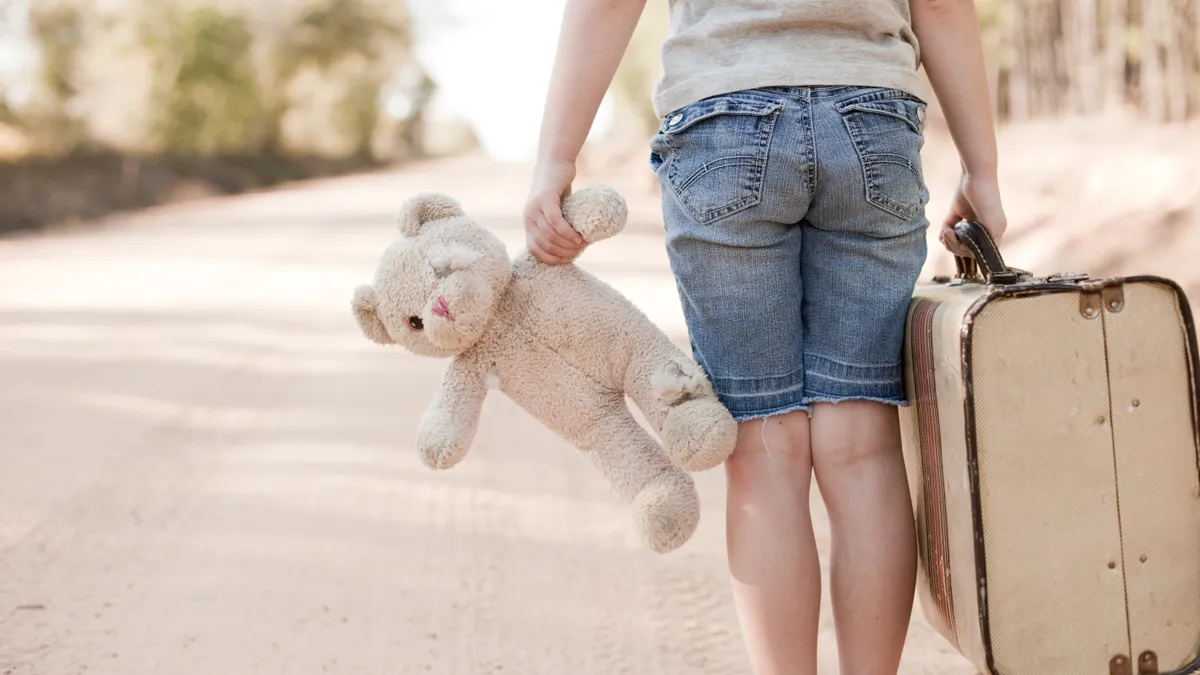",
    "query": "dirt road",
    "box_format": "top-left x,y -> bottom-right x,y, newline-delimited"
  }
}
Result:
0,159 -> 975,674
